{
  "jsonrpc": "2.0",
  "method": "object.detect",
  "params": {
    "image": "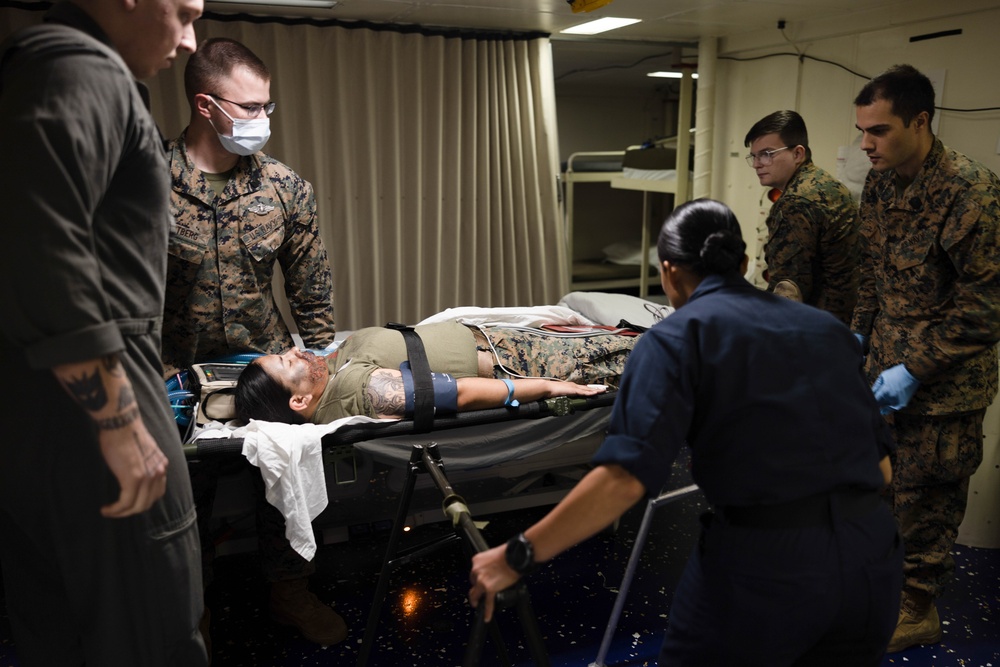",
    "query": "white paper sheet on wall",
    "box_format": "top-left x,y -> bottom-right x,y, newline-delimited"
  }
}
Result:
837,135 -> 869,203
